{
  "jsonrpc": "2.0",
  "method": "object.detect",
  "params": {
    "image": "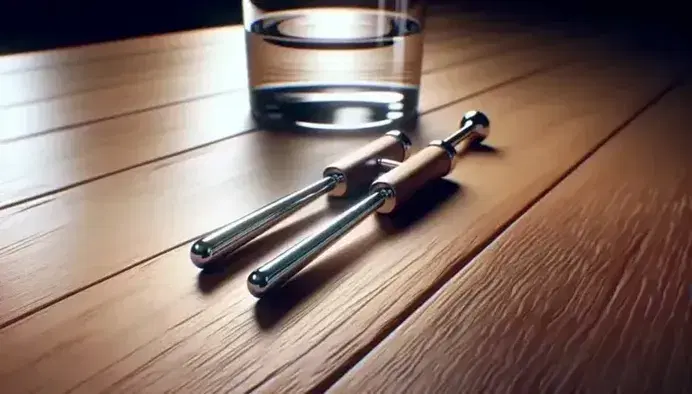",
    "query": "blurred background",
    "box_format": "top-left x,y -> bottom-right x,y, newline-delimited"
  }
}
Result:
1,0 -> 690,55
